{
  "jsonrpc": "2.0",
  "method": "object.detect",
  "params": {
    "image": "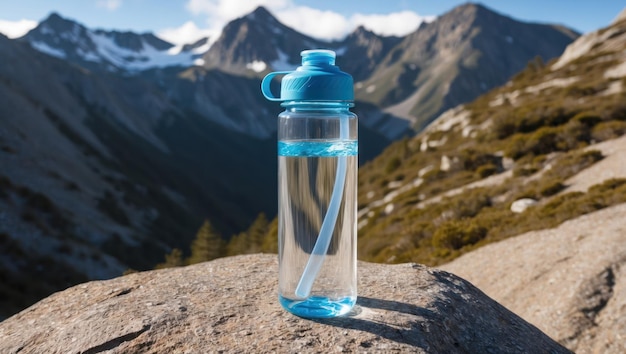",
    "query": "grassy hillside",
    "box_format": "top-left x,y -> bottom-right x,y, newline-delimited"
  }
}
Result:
355,18 -> 626,265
